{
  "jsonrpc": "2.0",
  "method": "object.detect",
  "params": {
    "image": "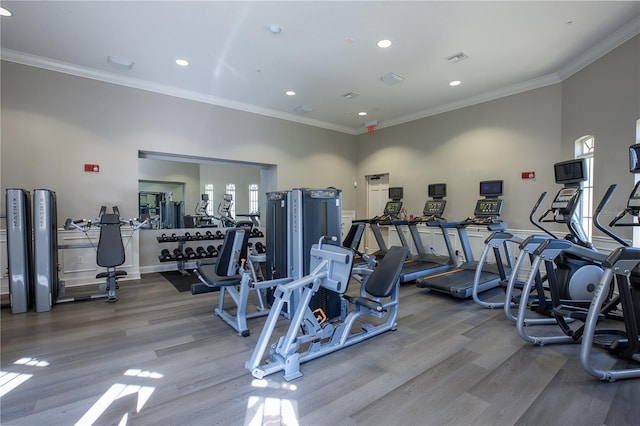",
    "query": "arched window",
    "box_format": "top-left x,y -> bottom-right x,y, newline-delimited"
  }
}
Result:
575,135 -> 594,241
204,184 -> 214,216
225,183 -> 236,219
249,184 -> 259,214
